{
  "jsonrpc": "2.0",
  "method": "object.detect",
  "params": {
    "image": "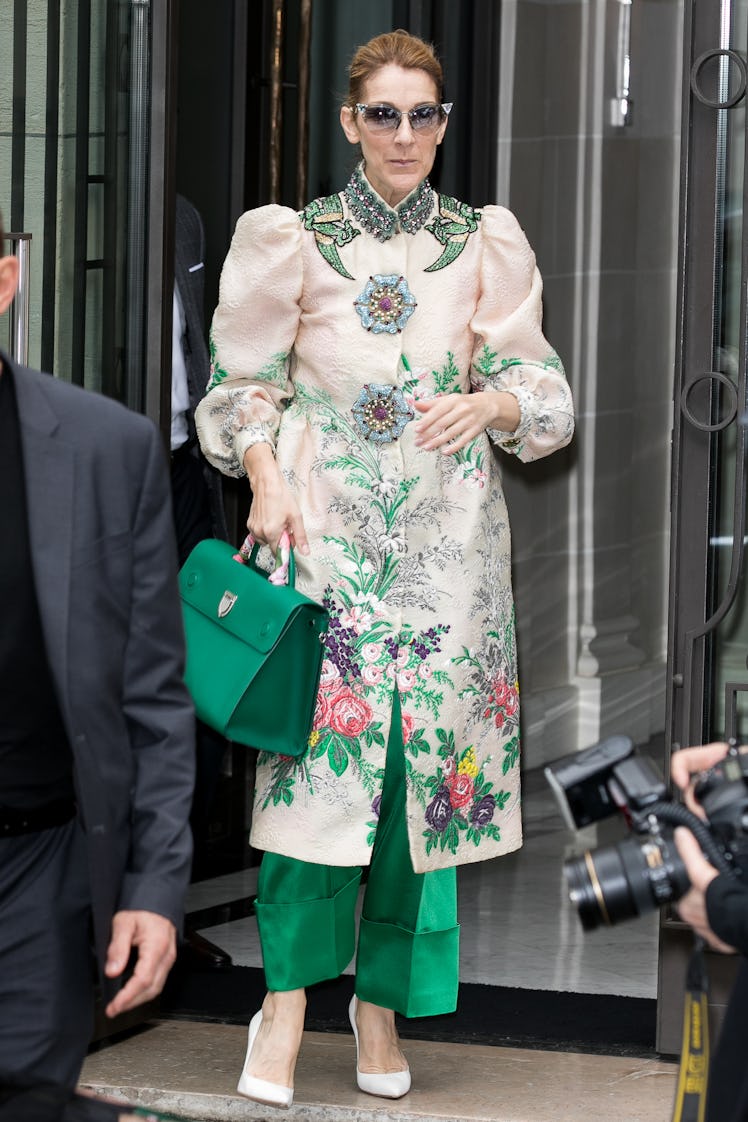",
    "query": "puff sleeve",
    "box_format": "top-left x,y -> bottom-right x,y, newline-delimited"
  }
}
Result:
194,205 -> 303,477
470,206 -> 574,462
